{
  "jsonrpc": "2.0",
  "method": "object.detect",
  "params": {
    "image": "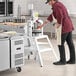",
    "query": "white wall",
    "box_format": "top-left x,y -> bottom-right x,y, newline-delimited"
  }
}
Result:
13,0 -> 76,16
13,0 -> 52,16
13,0 -> 27,17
